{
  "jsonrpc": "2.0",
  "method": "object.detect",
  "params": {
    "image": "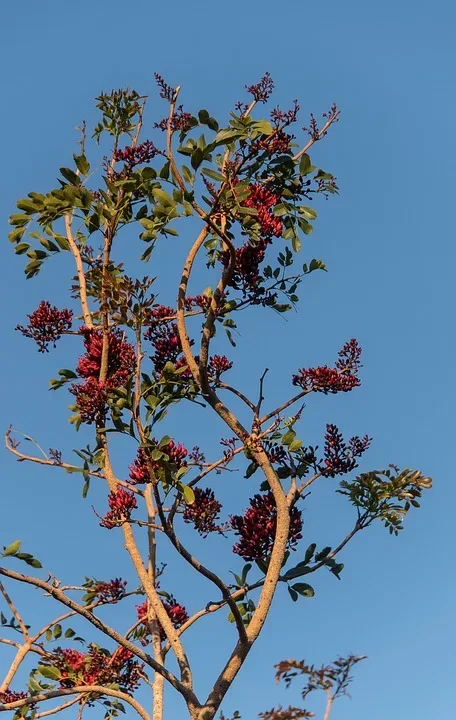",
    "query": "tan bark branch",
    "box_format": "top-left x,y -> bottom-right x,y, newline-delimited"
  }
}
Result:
0,685 -> 149,720
293,110 -> 341,163
33,698 -> 80,718
0,566 -> 194,703
64,215 -> 93,328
